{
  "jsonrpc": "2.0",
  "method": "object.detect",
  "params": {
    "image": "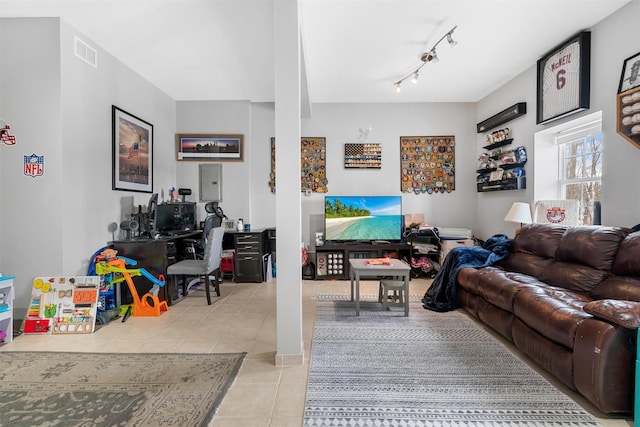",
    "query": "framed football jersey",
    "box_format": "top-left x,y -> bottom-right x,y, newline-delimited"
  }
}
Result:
536,31 -> 591,125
